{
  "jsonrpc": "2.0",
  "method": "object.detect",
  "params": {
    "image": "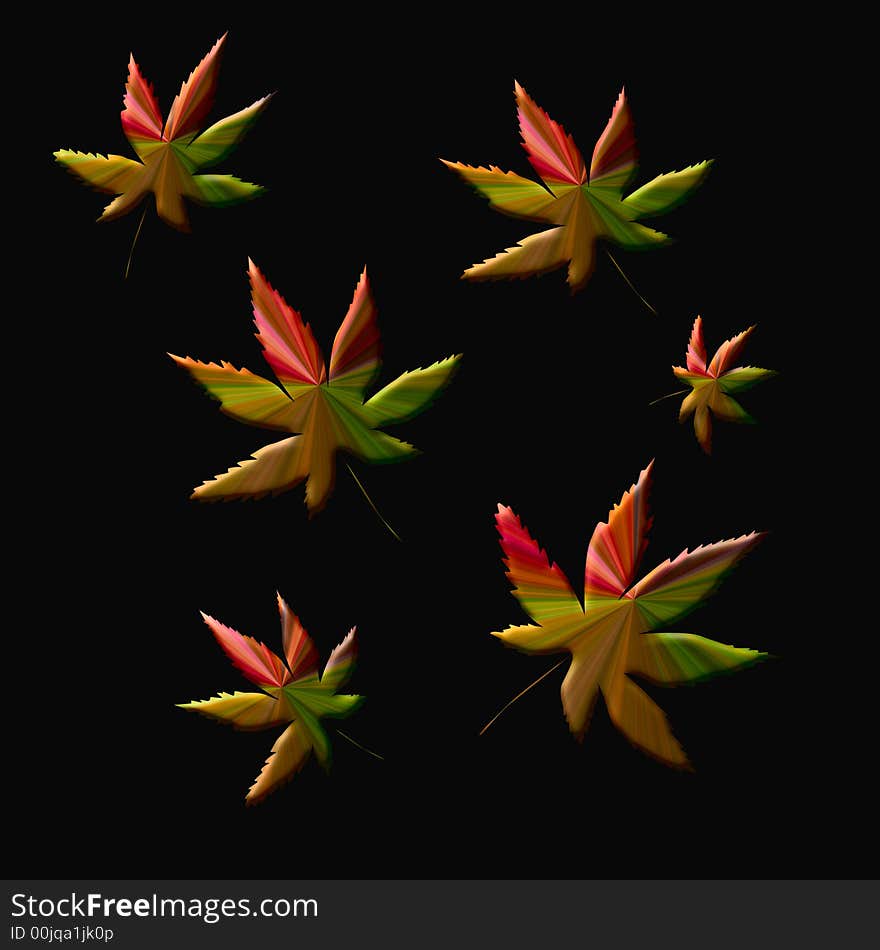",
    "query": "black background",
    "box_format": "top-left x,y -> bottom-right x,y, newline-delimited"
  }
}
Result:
19,15 -> 862,879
